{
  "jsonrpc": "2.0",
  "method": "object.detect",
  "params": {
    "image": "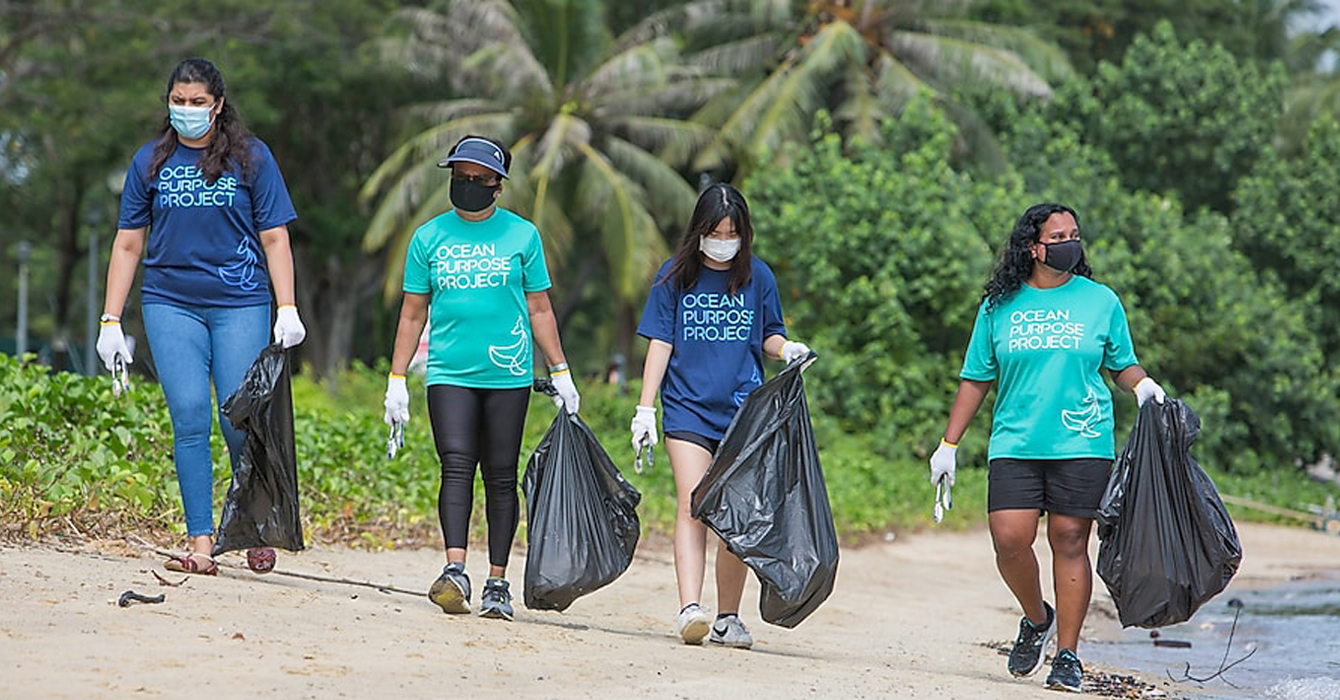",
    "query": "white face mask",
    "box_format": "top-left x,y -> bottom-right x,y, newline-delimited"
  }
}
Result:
700,236 -> 741,263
